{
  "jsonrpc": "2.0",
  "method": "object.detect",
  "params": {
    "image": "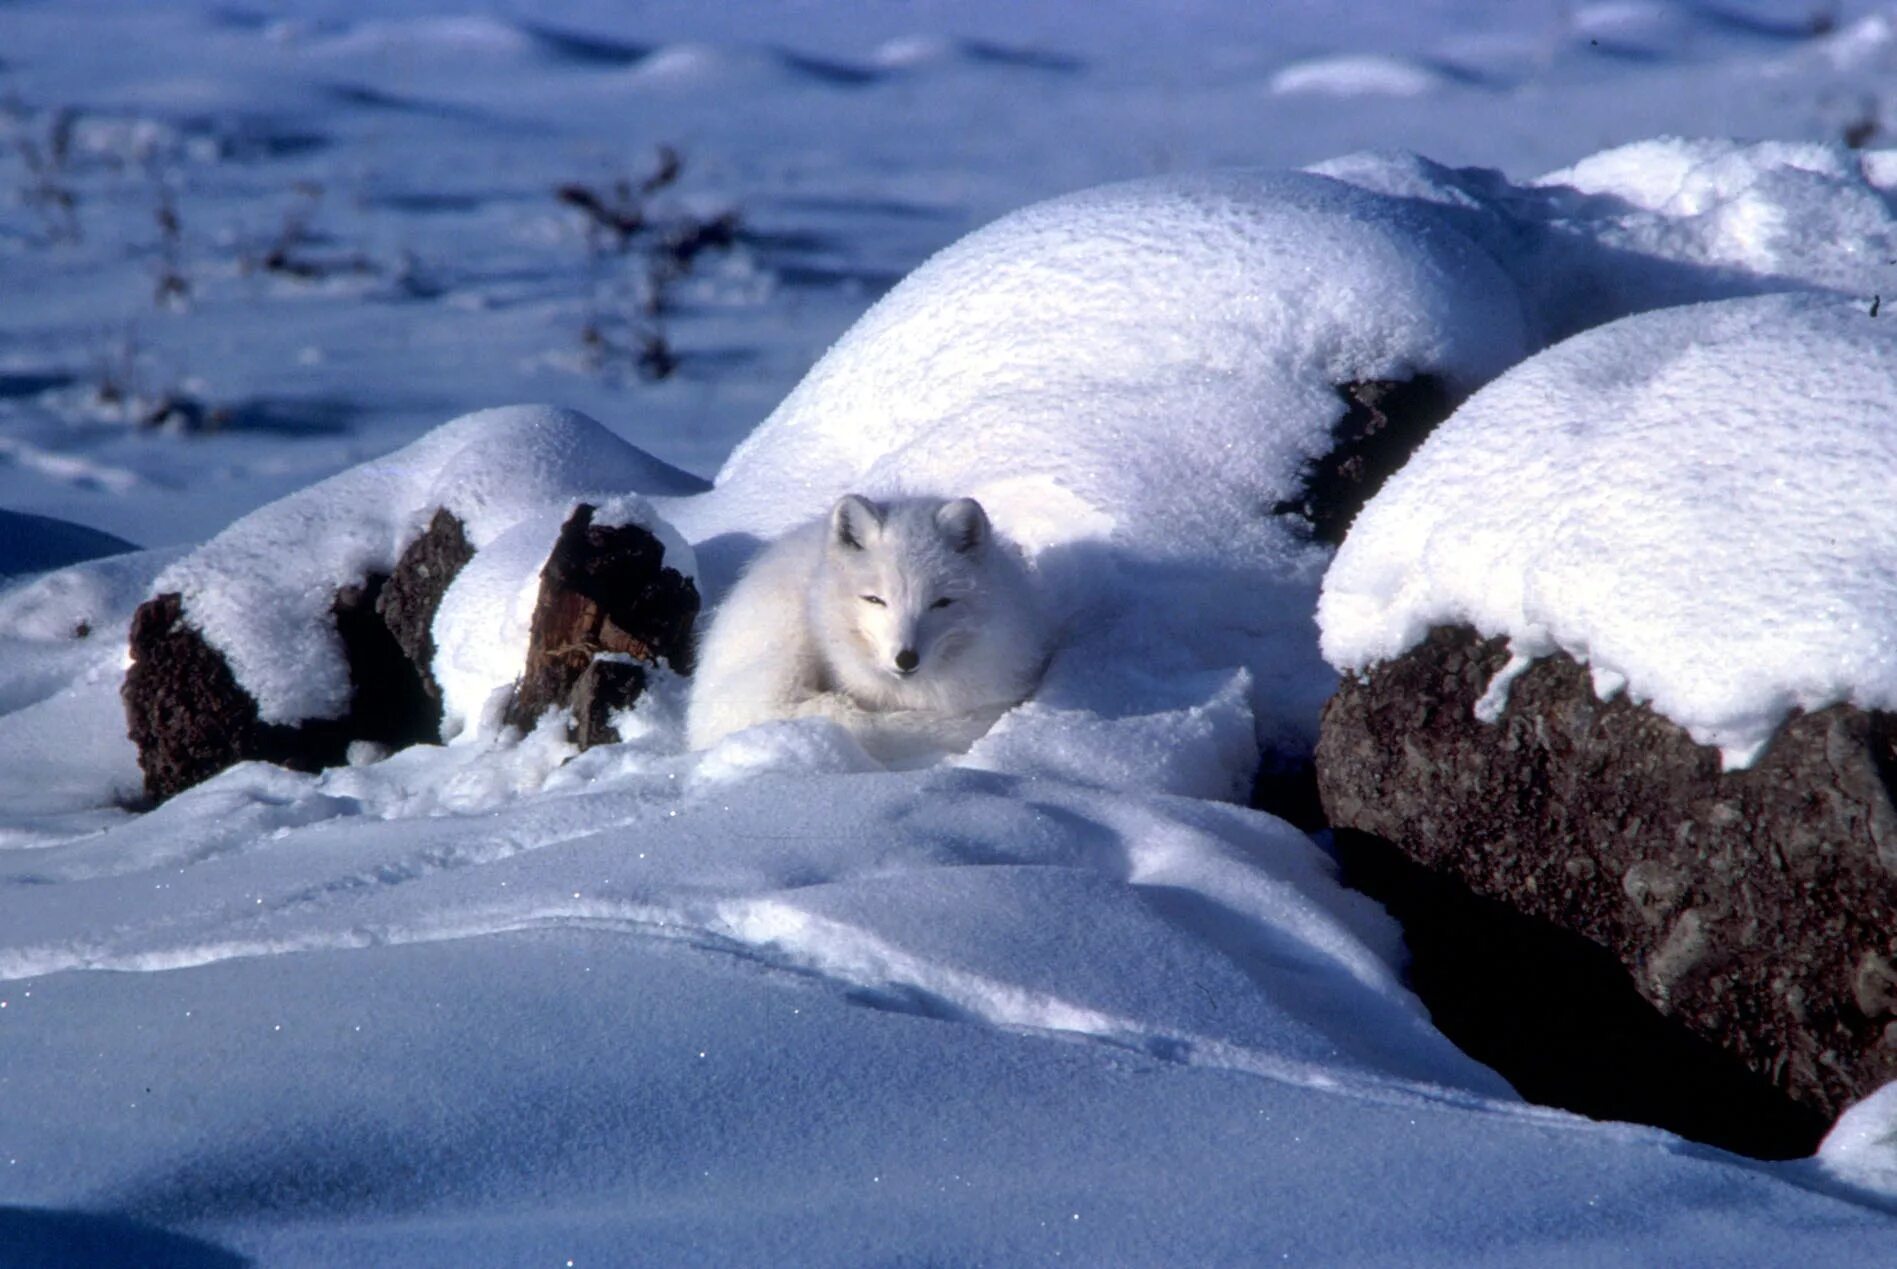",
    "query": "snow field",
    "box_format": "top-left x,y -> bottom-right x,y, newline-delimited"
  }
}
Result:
8,1 -> 1897,1260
